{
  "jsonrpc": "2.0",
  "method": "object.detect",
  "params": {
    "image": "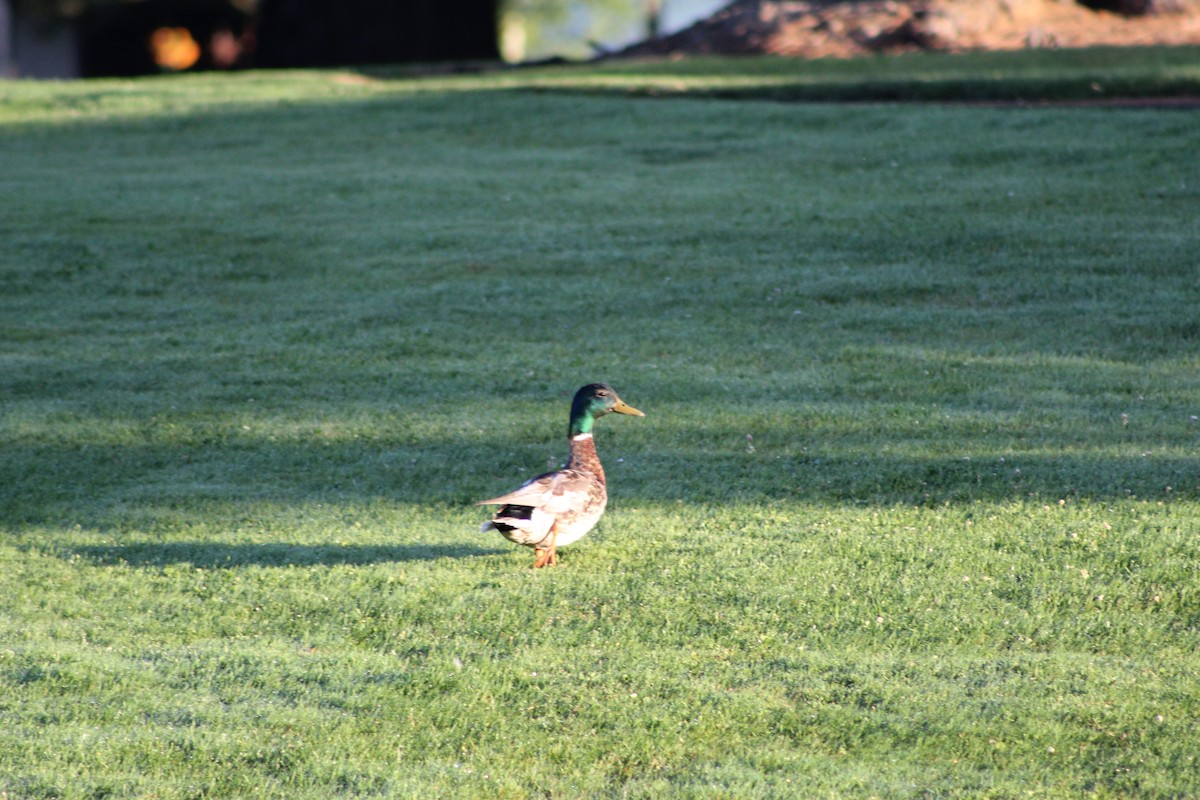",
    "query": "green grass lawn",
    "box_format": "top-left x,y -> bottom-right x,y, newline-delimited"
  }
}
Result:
2,48 -> 1200,798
